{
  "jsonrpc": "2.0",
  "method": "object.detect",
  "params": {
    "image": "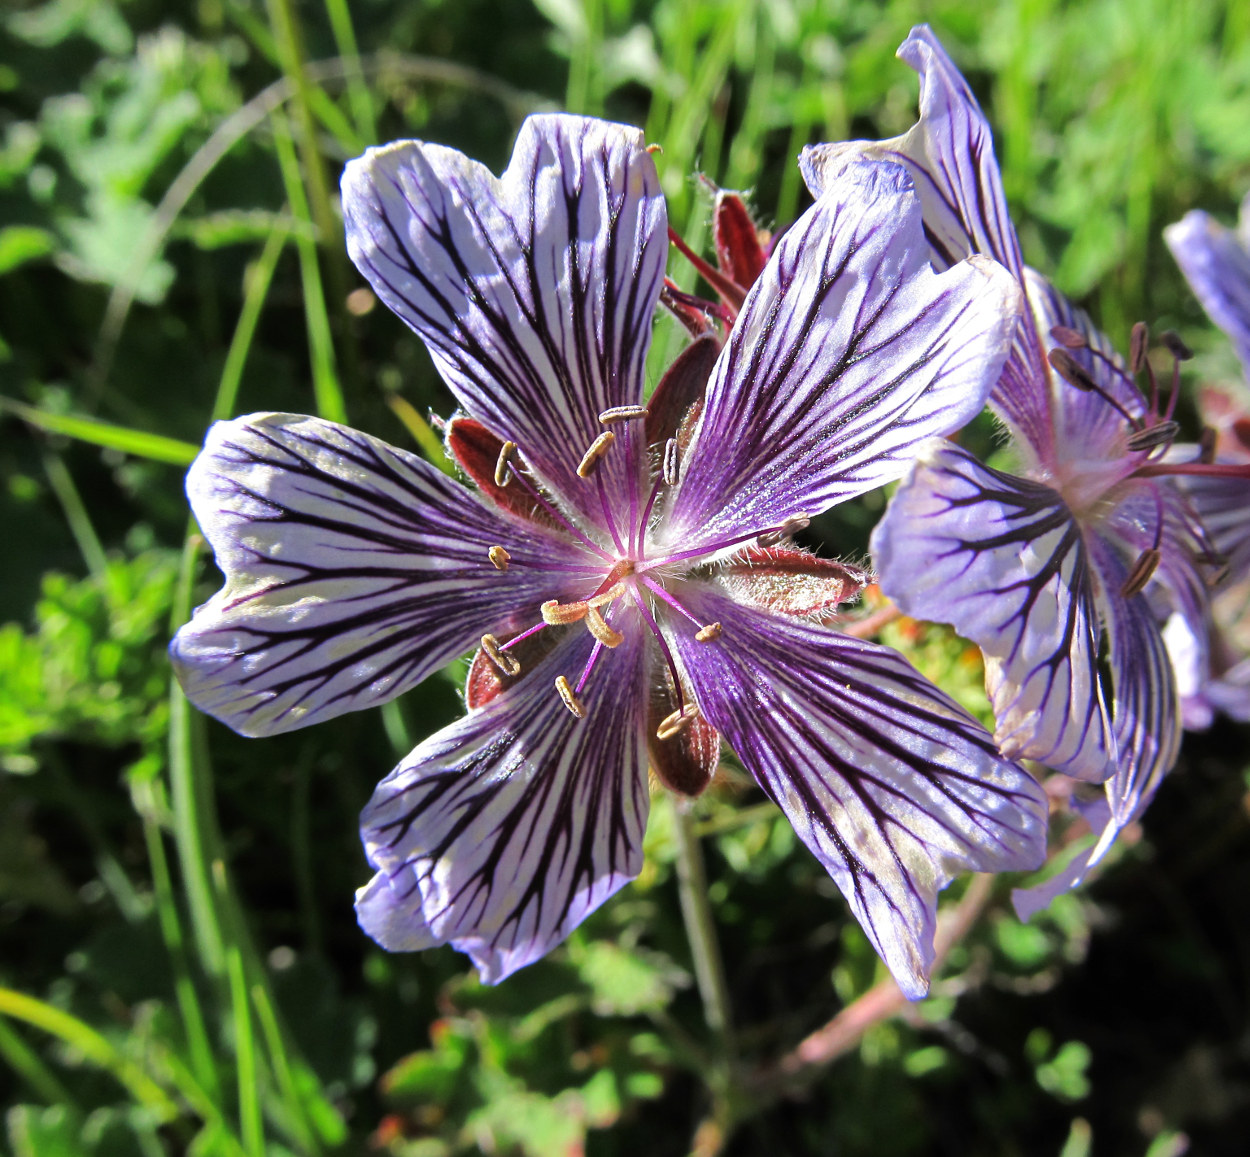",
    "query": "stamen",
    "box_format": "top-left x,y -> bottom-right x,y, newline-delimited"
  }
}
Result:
1126,421 -> 1180,453
494,441 -> 517,487
488,545 -> 510,571
555,675 -> 586,719
656,703 -> 700,741
1199,427 -> 1217,464
598,405 -> 649,424
542,599 -> 589,625
1047,347 -> 1140,426
1050,325 -> 1087,349
1047,347 -> 1100,393
587,582 -> 627,608
1120,549 -> 1161,598
694,622 -> 722,642
1159,330 -> 1193,361
663,437 -> 680,486
1129,322 -> 1150,374
481,633 -> 521,677
757,516 -> 811,548
585,606 -> 624,648
577,431 -> 616,478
